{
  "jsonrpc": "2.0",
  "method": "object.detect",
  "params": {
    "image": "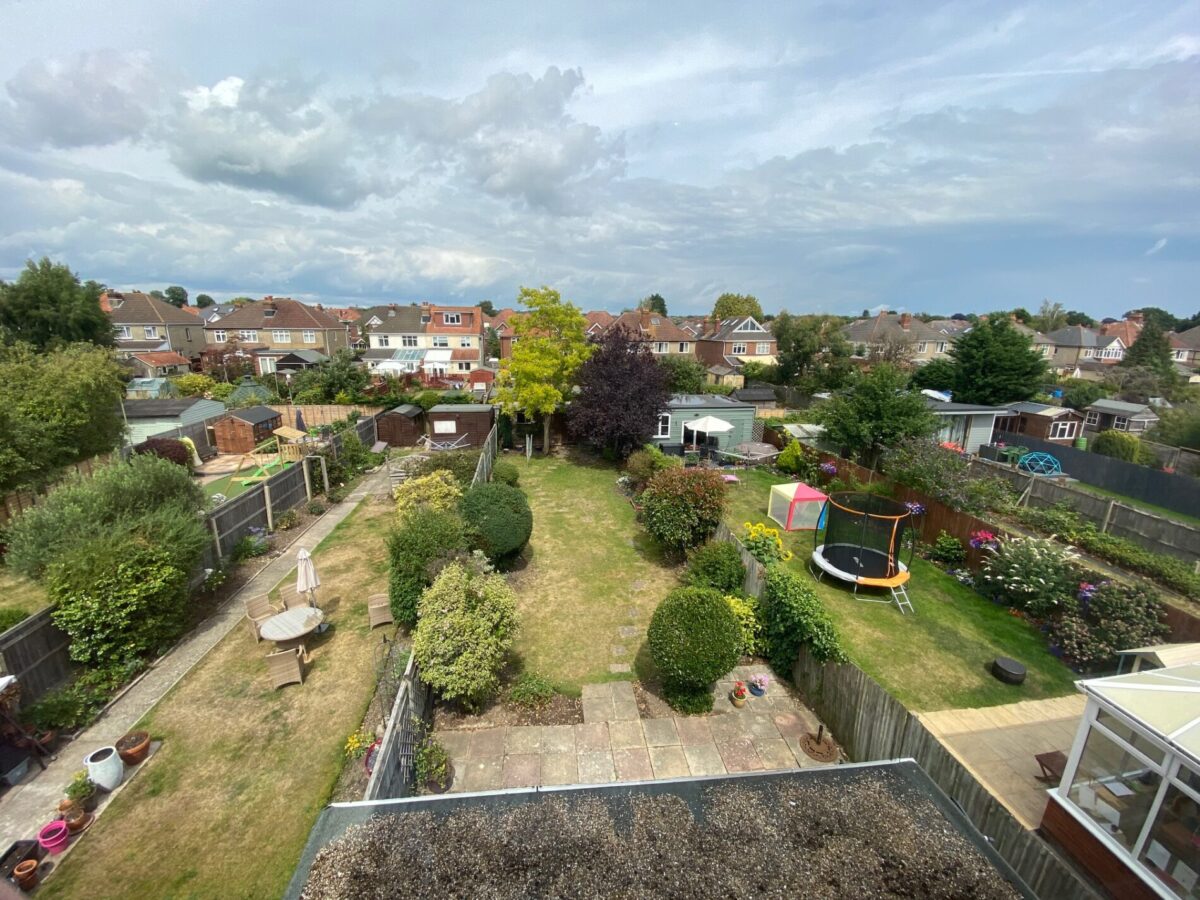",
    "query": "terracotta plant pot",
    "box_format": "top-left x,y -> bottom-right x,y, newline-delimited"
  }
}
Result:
730,693 -> 747,709
58,798 -> 82,819
65,807 -> 90,833
37,821 -> 69,855
13,858 -> 38,890
116,730 -> 151,766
